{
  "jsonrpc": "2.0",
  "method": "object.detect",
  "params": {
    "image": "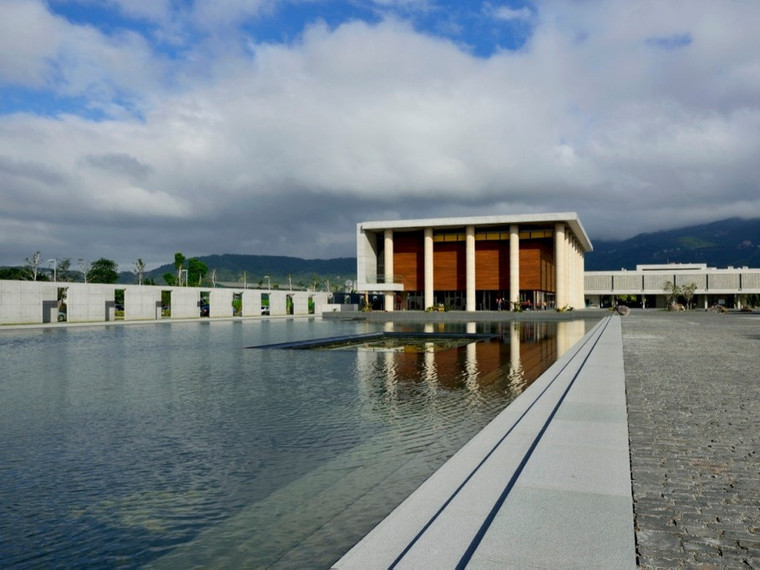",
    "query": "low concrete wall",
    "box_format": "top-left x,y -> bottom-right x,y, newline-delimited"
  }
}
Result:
242,290 -> 262,316
269,291 -> 287,316
312,292 -> 331,315
124,286 -> 161,320
292,292 -> 310,315
322,303 -> 359,313
171,288 -> 201,319
1,280 -> 339,325
67,284 -> 115,323
0,280 -> 58,324
209,289 -> 233,318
